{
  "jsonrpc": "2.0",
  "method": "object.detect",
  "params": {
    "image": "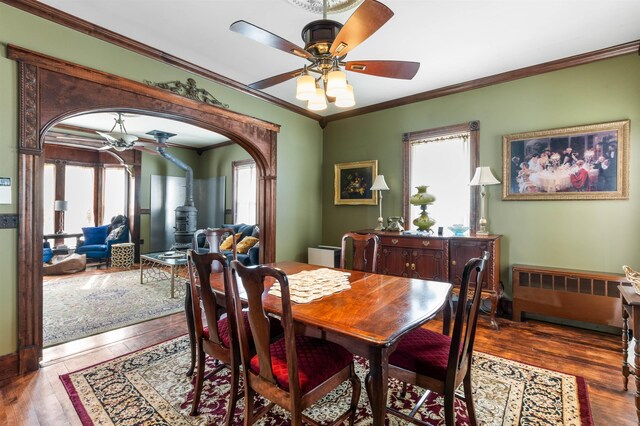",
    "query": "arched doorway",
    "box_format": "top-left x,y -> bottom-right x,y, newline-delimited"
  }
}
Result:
9,45 -> 279,373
